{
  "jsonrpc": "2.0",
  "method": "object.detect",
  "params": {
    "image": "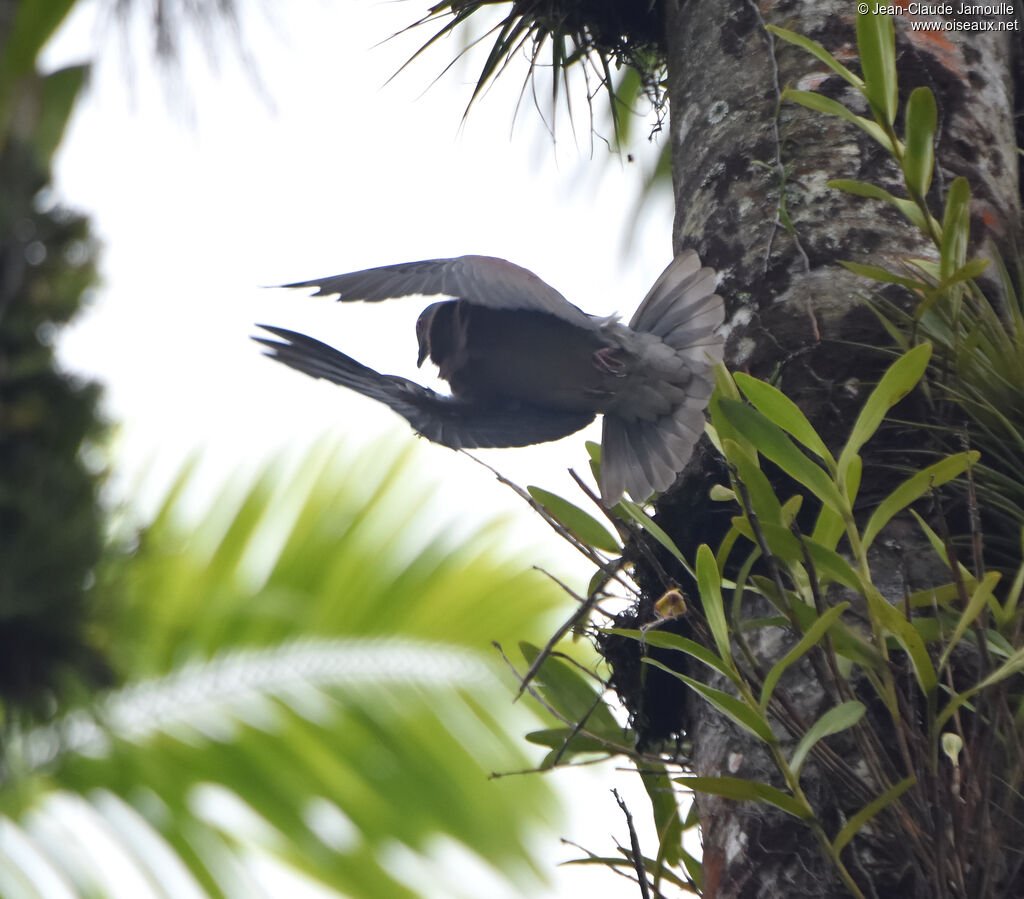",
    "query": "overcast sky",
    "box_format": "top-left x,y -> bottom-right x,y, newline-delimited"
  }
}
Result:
41,2 -> 678,895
